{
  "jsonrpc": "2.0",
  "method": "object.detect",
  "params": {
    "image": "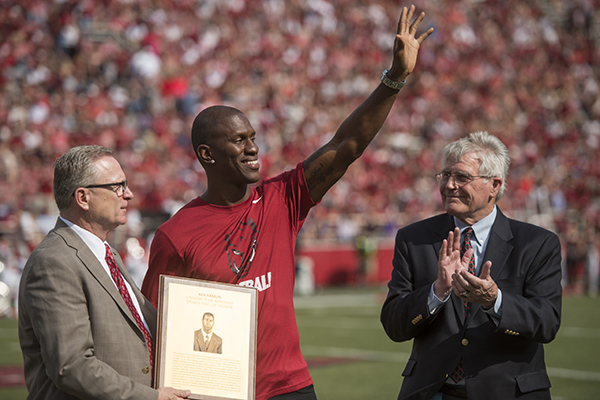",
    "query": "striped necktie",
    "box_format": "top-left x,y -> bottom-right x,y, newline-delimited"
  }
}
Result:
105,243 -> 153,377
